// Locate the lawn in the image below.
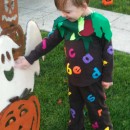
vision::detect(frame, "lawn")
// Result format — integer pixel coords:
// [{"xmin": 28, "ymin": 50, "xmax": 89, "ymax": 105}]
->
[
  {"xmin": 33, "ymin": 31, "xmax": 130, "ymax": 130},
  {"xmin": 89, "ymin": 0, "xmax": 130, "ymax": 15}
]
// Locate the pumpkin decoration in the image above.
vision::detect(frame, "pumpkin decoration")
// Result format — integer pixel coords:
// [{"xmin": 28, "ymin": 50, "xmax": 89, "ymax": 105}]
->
[
  {"xmin": 0, "ymin": 95, "xmax": 40, "ymax": 130},
  {"xmin": 1, "ymin": 24, "xmax": 25, "ymax": 60},
  {"xmin": 0, "ymin": 0, "xmax": 18, "ymax": 29},
  {"xmin": 102, "ymin": 0, "xmax": 113, "ymax": 6}
]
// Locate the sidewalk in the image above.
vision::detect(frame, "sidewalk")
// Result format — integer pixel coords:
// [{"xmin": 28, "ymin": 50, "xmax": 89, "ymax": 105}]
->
[{"xmin": 18, "ymin": 0, "xmax": 130, "ymax": 54}]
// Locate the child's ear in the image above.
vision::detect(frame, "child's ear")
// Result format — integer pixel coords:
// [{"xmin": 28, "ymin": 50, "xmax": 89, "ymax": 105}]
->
[{"xmin": 82, "ymin": 2, "xmax": 88, "ymax": 9}]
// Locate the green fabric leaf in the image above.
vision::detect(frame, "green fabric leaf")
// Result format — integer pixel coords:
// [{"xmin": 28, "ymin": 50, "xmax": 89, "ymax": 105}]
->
[
  {"xmin": 91, "ymin": 12, "xmax": 112, "ymax": 41},
  {"xmin": 52, "ymin": 12, "xmax": 112, "ymax": 53},
  {"xmin": 82, "ymin": 37, "xmax": 93, "ymax": 53},
  {"xmin": 70, "ymin": 33, "xmax": 76, "ymax": 40},
  {"xmin": 53, "ymin": 16, "xmax": 66, "ymax": 29},
  {"xmin": 78, "ymin": 17, "xmax": 85, "ymax": 32}
]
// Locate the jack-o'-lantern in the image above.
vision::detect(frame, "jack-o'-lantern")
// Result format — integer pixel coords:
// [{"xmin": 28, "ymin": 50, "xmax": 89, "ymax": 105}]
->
[
  {"xmin": 1, "ymin": 24, "xmax": 25, "ymax": 60},
  {"xmin": 0, "ymin": 0, "xmax": 18, "ymax": 29},
  {"xmin": 0, "ymin": 95, "xmax": 40, "ymax": 130}
]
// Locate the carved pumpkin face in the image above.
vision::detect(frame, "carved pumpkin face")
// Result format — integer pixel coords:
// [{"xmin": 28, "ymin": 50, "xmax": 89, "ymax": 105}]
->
[
  {"xmin": 0, "ymin": 95, "xmax": 40, "ymax": 130},
  {"xmin": 1, "ymin": 25, "xmax": 25, "ymax": 60},
  {"xmin": 0, "ymin": 0, "xmax": 18, "ymax": 29}
]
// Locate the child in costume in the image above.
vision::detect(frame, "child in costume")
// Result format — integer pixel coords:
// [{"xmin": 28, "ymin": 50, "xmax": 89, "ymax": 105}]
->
[{"xmin": 15, "ymin": 0, "xmax": 114, "ymax": 129}]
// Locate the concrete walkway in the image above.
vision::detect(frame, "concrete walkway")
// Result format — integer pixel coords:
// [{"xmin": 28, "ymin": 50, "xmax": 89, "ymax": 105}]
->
[{"xmin": 18, "ymin": 0, "xmax": 130, "ymax": 54}]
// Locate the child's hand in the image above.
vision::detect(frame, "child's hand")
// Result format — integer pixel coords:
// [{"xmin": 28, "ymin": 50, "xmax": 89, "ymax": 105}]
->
[
  {"xmin": 14, "ymin": 56, "xmax": 31, "ymax": 69},
  {"xmin": 101, "ymin": 81, "xmax": 113, "ymax": 89}
]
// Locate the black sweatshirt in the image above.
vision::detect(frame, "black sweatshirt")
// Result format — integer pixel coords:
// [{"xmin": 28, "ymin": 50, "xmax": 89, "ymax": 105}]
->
[{"xmin": 25, "ymin": 13, "xmax": 114, "ymax": 87}]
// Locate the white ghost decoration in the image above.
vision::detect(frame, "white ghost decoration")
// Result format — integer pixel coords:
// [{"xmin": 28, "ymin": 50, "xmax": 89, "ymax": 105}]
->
[
  {"xmin": 0, "ymin": 20, "xmax": 44, "ymax": 112},
  {"xmin": 0, "ymin": 26, "xmax": 2, "ymax": 33}
]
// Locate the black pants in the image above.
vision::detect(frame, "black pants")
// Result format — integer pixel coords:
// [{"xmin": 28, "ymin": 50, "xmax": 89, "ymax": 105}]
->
[{"xmin": 68, "ymin": 81, "xmax": 113, "ymax": 130}]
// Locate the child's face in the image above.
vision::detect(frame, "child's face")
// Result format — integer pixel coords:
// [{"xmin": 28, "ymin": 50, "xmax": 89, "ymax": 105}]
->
[{"xmin": 60, "ymin": 0, "xmax": 87, "ymax": 22}]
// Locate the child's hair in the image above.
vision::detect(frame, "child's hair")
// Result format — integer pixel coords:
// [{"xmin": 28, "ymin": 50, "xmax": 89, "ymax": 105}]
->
[{"xmin": 54, "ymin": 0, "xmax": 89, "ymax": 10}]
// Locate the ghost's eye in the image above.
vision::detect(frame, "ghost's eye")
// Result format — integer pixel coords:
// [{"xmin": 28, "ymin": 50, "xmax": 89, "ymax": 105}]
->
[
  {"xmin": 6, "ymin": 51, "xmax": 11, "ymax": 60},
  {"xmin": 1, "ymin": 54, "xmax": 5, "ymax": 64},
  {"xmin": 5, "ymin": 117, "xmax": 16, "ymax": 127}
]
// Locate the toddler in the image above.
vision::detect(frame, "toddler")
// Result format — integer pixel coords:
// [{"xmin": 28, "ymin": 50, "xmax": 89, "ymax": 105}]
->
[{"xmin": 15, "ymin": 0, "xmax": 114, "ymax": 129}]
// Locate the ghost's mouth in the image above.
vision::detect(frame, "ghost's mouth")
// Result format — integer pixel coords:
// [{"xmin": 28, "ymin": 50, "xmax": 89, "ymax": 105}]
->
[{"xmin": 4, "ymin": 67, "xmax": 14, "ymax": 81}]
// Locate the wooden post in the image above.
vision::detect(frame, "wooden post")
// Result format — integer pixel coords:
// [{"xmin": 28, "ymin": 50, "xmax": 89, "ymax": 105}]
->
[
  {"xmin": 0, "ymin": 0, "xmax": 18, "ymax": 29},
  {"xmin": 0, "ymin": 0, "xmax": 25, "ymax": 60}
]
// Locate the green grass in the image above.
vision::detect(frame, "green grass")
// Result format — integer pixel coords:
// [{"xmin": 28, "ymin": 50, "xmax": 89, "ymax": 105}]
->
[
  {"xmin": 33, "ymin": 32, "xmax": 130, "ymax": 130},
  {"xmin": 89, "ymin": 0, "xmax": 130, "ymax": 15}
]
